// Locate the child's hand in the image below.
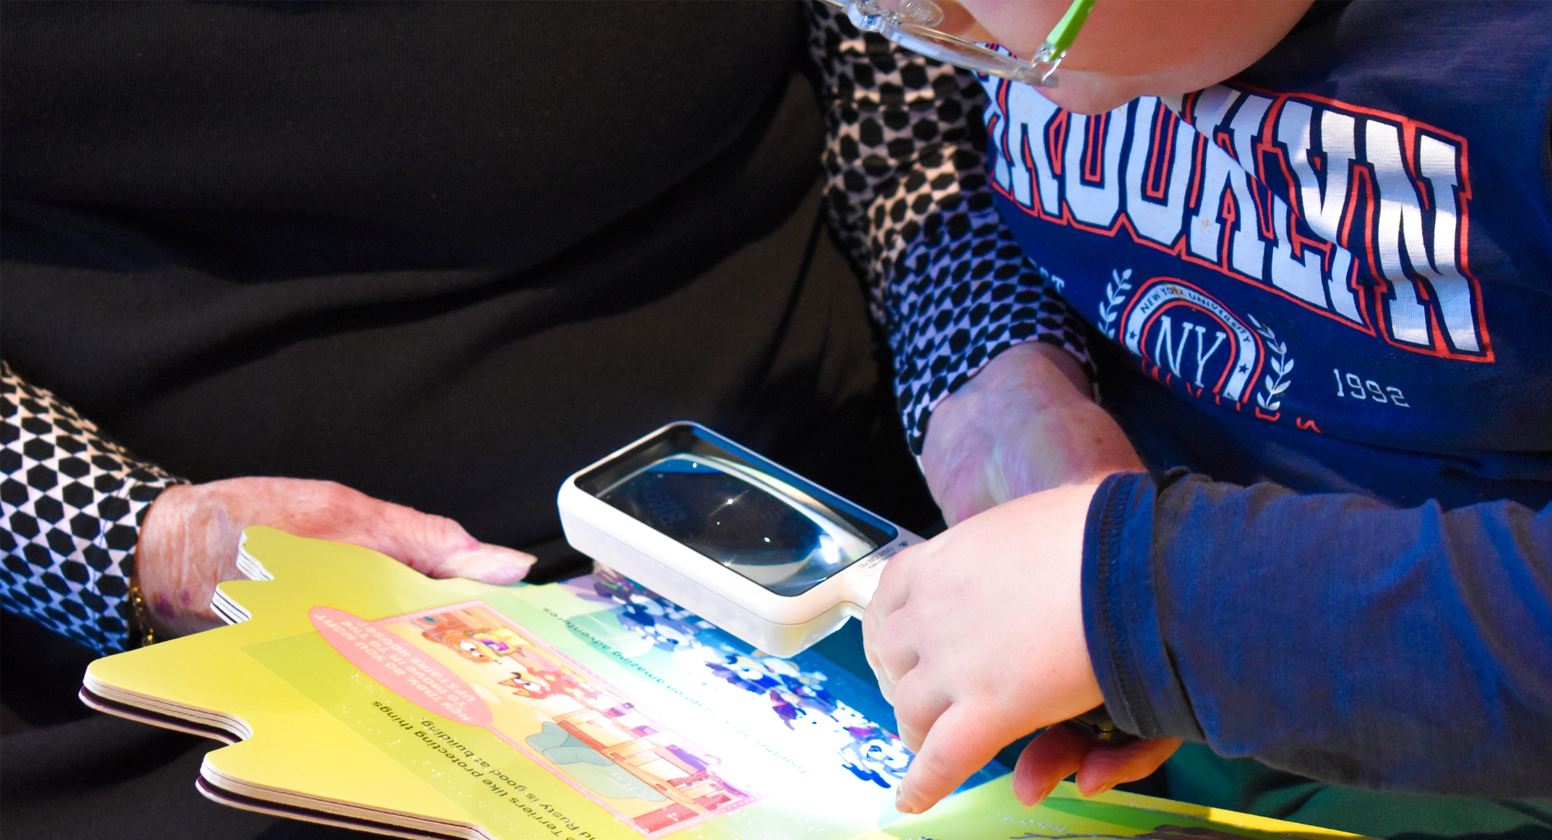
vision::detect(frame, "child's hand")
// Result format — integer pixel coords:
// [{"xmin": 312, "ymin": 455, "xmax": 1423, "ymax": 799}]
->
[
  {"xmin": 137, "ymin": 477, "xmax": 536, "ymax": 638},
  {"xmin": 1009, "ymin": 718, "xmax": 1183, "ymax": 804},
  {"xmin": 863, "ymin": 485, "xmax": 1103, "ymax": 813}
]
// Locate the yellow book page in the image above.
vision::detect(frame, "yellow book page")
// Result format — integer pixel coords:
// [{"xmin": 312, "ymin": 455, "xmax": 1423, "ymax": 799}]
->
[
  {"xmin": 87, "ymin": 527, "xmax": 909, "ymax": 840},
  {"xmin": 85, "ymin": 527, "xmax": 1366, "ymax": 840}
]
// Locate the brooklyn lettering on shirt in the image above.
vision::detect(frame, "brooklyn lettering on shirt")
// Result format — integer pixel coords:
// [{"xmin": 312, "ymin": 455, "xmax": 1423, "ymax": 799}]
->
[{"xmin": 980, "ymin": 81, "xmax": 1486, "ymax": 364}]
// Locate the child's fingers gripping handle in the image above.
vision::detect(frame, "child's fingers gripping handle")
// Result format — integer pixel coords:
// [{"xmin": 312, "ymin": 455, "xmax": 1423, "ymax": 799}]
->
[{"xmin": 846, "ymin": 529, "xmax": 923, "ymax": 611}]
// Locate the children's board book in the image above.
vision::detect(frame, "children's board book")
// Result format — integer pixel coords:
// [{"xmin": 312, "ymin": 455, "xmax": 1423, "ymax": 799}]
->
[{"xmin": 82, "ymin": 527, "xmax": 1361, "ymax": 840}]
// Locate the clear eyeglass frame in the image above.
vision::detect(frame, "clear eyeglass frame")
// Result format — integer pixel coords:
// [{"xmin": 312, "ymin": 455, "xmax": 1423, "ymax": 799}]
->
[{"xmin": 824, "ymin": 0, "xmax": 1094, "ymax": 89}]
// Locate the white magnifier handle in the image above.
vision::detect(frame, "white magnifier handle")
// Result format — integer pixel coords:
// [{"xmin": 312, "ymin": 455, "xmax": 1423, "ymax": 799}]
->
[
  {"xmin": 842, "ymin": 531, "xmax": 919, "ymax": 614},
  {"xmin": 848, "ymin": 562, "xmax": 883, "ymax": 611}
]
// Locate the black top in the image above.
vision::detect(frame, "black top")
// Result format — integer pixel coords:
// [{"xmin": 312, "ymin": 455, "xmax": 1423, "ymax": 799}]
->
[{"xmin": 2, "ymin": 1, "xmax": 926, "ymax": 577}]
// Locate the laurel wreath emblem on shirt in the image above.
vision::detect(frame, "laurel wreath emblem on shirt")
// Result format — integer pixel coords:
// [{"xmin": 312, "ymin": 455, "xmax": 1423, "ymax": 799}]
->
[
  {"xmin": 1098, "ymin": 268, "xmax": 1133, "ymax": 339},
  {"xmin": 1248, "ymin": 313, "xmax": 1294, "ymax": 412}
]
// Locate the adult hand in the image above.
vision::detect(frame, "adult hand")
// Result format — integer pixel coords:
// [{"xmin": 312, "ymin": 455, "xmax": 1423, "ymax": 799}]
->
[
  {"xmin": 137, "ymin": 477, "xmax": 536, "ymax": 638},
  {"xmin": 919, "ymin": 342, "xmax": 1143, "ymax": 526}
]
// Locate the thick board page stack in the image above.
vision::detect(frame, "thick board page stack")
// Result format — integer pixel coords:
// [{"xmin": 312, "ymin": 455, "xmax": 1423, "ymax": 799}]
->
[{"xmin": 81, "ymin": 527, "xmax": 1361, "ymax": 840}]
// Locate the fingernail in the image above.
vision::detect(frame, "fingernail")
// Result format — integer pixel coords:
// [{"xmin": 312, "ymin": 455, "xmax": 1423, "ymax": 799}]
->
[
  {"xmin": 1027, "ymin": 782, "xmax": 1057, "ymax": 807},
  {"xmin": 1014, "ymin": 778, "xmax": 1051, "ymax": 807},
  {"xmin": 894, "ymin": 790, "xmax": 915, "ymax": 815},
  {"xmin": 456, "ymin": 545, "xmax": 536, "ymax": 584},
  {"xmin": 1078, "ymin": 779, "xmax": 1115, "ymax": 798}
]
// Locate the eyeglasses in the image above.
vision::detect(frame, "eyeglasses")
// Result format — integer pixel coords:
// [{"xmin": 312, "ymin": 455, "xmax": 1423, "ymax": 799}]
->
[{"xmin": 824, "ymin": 0, "xmax": 1095, "ymax": 89}]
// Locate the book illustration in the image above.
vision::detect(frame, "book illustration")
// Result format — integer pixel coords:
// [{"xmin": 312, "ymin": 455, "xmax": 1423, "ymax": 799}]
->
[
  {"xmin": 313, "ymin": 600, "xmax": 753, "ymax": 835},
  {"xmin": 571, "ymin": 569, "xmax": 911, "ymax": 790},
  {"xmin": 80, "ymin": 527, "xmax": 1368, "ymax": 840}
]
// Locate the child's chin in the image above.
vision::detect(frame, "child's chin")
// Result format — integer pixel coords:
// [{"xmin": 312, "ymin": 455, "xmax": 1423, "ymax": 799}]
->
[{"xmin": 1038, "ymin": 72, "xmax": 1143, "ymax": 116}]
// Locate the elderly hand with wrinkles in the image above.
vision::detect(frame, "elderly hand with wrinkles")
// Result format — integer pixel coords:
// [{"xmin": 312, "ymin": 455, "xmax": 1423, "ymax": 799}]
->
[{"xmin": 137, "ymin": 477, "xmax": 536, "ymax": 639}]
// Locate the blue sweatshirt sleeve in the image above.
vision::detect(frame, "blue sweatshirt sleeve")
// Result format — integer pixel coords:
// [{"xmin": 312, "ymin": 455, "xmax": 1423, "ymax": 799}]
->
[{"xmin": 1082, "ymin": 470, "xmax": 1552, "ymax": 797}]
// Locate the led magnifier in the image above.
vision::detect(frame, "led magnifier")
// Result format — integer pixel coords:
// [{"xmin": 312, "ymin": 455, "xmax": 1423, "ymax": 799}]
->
[{"xmin": 558, "ymin": 421, "xmax": 921, "ymax": 657}]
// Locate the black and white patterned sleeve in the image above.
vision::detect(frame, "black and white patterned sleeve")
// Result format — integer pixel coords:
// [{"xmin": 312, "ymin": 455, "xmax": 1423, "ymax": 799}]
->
[
  {"xmin": 806, "ymin": 1, "xmax": 1090, "ymax": 455},
  {"xmin": 1, "ymin": 362, "xmax": 186, "ymax": 654}
]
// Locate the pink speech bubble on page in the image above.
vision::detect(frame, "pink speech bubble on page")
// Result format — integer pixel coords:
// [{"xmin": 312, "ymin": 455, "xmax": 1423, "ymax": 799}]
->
[{"xmin": 311, "ymin": 606, "xmax": 492, "ymax": 728}]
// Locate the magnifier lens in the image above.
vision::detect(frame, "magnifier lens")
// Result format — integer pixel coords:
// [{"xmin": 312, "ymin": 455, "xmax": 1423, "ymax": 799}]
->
[{"xmin": 600, "ymin": 456, "xmax": 875, "ymax": 596}]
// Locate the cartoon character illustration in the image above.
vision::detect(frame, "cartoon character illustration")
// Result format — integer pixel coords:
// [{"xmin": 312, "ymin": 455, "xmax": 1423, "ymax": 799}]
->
[
  {"xmin": 707, "ymin": 652, "xmax": 783, "ymax": 695},
  {"xmin": 587, "ymin": 570, "xmax": 714, "ymax": 653},
  {"xmin": 498, "ymin": 670, "xmax": 548, "ymax": 696},
  {"xmin": 499, "ymin": 661, "xmax": 616, "ymax": 707},
  {"xmin": 763, "ymin": 656, "xmax": 839, "ymax": 718},
  {"xmin": 418, "ymin": 612, "xmax": 526, "ymax": 664},
  {"xmin": 838, "ymin": 729, "xmax": 911, "ymax": 788}
]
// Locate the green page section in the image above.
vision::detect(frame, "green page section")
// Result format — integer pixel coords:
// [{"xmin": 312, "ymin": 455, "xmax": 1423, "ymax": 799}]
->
[{"xmin": 859, "ymin": 775, "xmax": 1358, "ymax": 840}]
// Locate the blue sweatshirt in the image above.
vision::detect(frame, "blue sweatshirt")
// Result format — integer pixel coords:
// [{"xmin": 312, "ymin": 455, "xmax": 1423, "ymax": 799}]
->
[{"xmin": 980, "ymin": 1, "xmax": 1552, "ymax": 795}]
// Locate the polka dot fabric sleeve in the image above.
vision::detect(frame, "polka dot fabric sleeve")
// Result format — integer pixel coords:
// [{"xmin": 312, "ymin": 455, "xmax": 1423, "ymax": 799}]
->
[
  {"xmin": 806, "ymin": 1, "xmax": 1090, "ymax": 454},
  {"xmin": 1, "ymin": 362, "xmax": 186, "ymax": 654}
]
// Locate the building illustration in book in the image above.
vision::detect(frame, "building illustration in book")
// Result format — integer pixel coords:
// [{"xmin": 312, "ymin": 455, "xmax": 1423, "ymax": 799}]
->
[{"xmin": 390, "ymin": 603, "xmax": 751, "ymax": 833}]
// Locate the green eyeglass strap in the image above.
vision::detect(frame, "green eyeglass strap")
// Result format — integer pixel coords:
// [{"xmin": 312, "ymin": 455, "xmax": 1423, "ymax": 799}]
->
[{"xmin": 1046, "ymin": 0, "xmax": 1095, "ymax": 56}]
